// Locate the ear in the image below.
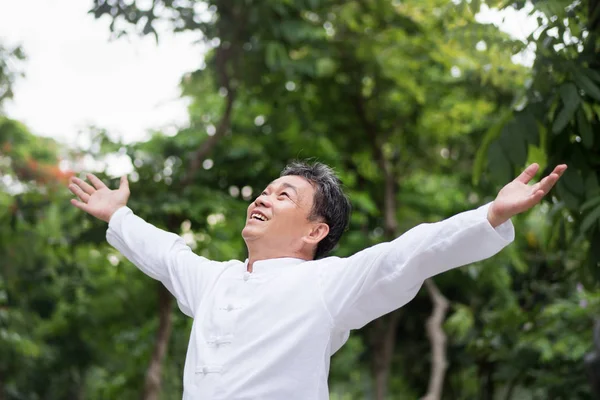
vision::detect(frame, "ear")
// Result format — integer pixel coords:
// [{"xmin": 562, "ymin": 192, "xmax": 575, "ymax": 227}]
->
[{"xmin": 303, "ymin": 222, "xmax": 329, "ymax": 246}]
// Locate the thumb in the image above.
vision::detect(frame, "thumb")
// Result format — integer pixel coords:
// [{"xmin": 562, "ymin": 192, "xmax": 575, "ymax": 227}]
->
[{"xmin": 119, "ymin": 175, "xmax": 129, "ymax": 191}]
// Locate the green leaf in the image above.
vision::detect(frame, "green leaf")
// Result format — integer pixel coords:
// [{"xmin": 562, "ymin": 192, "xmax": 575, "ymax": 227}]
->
[
  {"xmin": 526, "ymin": 145, "xmax": 547, "ymax": 173},
  {"xmin": 559, "ymin": 82, "xmax": 581, "ymax": 108},
  {"xmin": 265, "ymin": 41, "xmax": 288, "ymax": 70},
  {"xmin": 552, "ymin": 106, "xmax": 574, "ymax": 134},
  {"xmin": 581, "ymin": 204, "xmax": 600, "ymax": 234},
  {"xmin": 499, "ymin": 123, "xmax": 527, "ymax": 167},
  {"xmin": 574, "ymin": 74, "xmax": 600, "ymax": 102},
  {"xmin": 445, "ymin": 304, "xmax": 474, "ymax": 342},
  {"xmin": 585, "ymin": 174, "xmax": 600, "ymax": 199},
  {"xmin": 583, "ymin": 67, "xmax": 600, "ymax": 84},
  {"xmin": 562, "ymin": 167, "xmax": 585, "ymax": 196},
  {"xmin": 577, "ymin": 108, "xmax": 593, "ymax": 148},
  {"xmin": 556, "ymin": 179, "xmax": 581, "ymax": 209},
  {"xmin": 487, "ymin": 141, "xmax": 513, "ymax": 184},
  {"xmin": 473, "ymin": 110, "xmax": 512, "ymax": 185},
  {"xmin": 551, "ymin": 83, "xmax": 580, "ymax": 134},
  {"xmin": 515, "ymin": 111, "xmax": 539, "ymax": 146},
  {"xmin": 582, "ymin": 102, "xmax": 595, "ymax": 121},
  {"xmin": 581, "ymin": 196, "xmax": 600, "ymax": 213}
]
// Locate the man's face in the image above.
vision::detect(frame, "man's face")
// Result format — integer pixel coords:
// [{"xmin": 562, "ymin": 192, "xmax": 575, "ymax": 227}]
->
[{"xmin": 241, "ymin": 175, "xmax": 318, "ymax": 250}]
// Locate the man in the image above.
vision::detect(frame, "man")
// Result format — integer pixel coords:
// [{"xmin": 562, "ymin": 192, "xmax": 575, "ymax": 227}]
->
[{"xmin": 68, "ymin": 161, "xmax": 566, "ymax": 399}]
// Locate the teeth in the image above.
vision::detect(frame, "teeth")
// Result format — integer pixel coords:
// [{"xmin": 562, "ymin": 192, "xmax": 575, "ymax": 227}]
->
[{"xmin": 251, "ymin": 213, "xmax": 267, "ymax": 221}]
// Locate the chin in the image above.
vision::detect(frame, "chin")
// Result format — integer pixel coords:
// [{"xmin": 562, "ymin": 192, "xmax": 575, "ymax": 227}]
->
[{"xmin": 241, "ymin": 225, "xmax": 259, "ymax": 241}]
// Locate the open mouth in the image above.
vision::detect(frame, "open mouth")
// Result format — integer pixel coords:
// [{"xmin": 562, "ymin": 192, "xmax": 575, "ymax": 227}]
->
[{"xmin": 250, "ymin": 211, "xmax": 268, "ymax": 222}]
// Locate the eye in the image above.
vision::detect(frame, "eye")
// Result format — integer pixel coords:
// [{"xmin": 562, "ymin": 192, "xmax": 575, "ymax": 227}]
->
[
  {"xmin": 261, "ymin": 191, "xmax": 268, "ymax": 196},
  {"xmin": 280, "ymin": 191, "xmax": 290, "ymax": 198}
]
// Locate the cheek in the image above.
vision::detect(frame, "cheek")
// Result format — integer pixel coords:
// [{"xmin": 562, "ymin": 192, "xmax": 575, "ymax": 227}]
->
[{"xmin": 276, "ymin": 208, "xmax": 310, "ymax": 230}]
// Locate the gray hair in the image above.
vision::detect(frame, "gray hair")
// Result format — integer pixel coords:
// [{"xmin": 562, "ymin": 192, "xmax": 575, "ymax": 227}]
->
[{"xmin": 280, "ymin": 161, "xmax": 351, "ymax": 259}]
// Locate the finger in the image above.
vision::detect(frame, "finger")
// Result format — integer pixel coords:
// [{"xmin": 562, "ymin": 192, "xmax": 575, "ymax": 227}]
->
[
  {"xmin": 530, "ymin": 189, "xmax": 546, "ymax": 204},
  {"xmin": 539, "ymin": 173, "xmax": 560, "ymax": 194},
  {"xmin": 552, "ymin": 164, "xmax": 568, "ymax": 177},
  {"xmin": 515, "ymin": 163, "xmax": 540, "ymax": 184},
  {"xmin": 530, "ymin": 181, "xmax": 542, "ymax": 193},
  {"xmin": 86, "ymin": 173, "xmax": 107, "ymax": 190},
  {"xmin": 70, "ymin": 198, "xmax": 92, "ymax": 214},
  {"xmin": 70, "ymin": 176, "xmax": 95, "ymax": 195},
  {"xmin": 68, "ymin": 183, "xmax": 90, "ymax": 203},
  {"xmin": 119, "ymin": 175, "xmax": 129, "ymax": 191},
  {"xmin": 521, "ymin": 189, "xmax": 546, "ymax": 211}
]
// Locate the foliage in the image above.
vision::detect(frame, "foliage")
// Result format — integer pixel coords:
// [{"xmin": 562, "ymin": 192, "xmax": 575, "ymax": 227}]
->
[
  {"xmin": 0, "ymin": 43, "xmax": 25, "ymax": 110},
  {"xmin": 475, "ymin": 0, "xmax": 600, "ymax": 283}
]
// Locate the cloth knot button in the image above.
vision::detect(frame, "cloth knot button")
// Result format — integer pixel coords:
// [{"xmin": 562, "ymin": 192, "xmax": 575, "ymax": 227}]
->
[
  {"xmin": 208, "ymin": 334, "xmax": 233, "ymax": 347},
  {"xmin": 226, "ymin": 304, "xmax": 234, "ymax": 311},
  {"xmin": 196, "ymin": 365, "xmax": 223, "ymax": 375}
]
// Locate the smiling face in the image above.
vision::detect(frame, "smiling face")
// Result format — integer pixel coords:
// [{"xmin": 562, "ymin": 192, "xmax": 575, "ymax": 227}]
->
[{"xmin": 242, "ymin": 175, "xmax": 328, "ymax": 258}]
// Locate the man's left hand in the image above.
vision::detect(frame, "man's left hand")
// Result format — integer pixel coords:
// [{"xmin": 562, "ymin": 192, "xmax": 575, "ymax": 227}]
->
[{"xmin": 487, "ymin": 163, "xmax": 568, "ymax": 228}]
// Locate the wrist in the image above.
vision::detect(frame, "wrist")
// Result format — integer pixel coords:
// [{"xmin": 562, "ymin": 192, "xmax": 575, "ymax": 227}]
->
[
  {"xmin": 487, "ymin": 205, "xmax": 507, "ymax": 228},
  {"xmin": 106, "ymin": 205, "xmax": 127, "ymax": 224}
]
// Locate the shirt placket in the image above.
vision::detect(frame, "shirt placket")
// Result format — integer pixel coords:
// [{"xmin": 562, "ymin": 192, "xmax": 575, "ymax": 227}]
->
[{"xmin": 200, "ymin": 271, "xmax": 254, "ymax": 379}]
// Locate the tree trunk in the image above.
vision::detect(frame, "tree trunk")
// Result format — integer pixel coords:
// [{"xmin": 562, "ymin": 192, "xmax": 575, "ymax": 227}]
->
[
  {"xmin": 0, "ymin": 370, "xmax": 4, "ymax": 400},
  {"xmin": 353, "ymin": 77, "xmax": 452, "ymax": 399},
  {"xmin": 141, "ymin": 284, "xmax": 174, "ymax": 400},
  {"xmin": 370, "ymin": 311, "xmax": 402, "ymax": 400},
  {"xmin": 353, "ymin": 92, "xmax": 405, "ymax": 399},
  {"xmin": 421, "ymin": 279, "xmax": 449, "ymax": 400}
]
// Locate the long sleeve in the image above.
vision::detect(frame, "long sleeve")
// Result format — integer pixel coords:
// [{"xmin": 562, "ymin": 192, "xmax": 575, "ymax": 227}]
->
[
  {"xmin": 318, "ymin": 203, "xmax": 515, "ymax": 331},
  {"xmin": 106, "ymin": 206, "xmax": 217, "ymax": 317}
]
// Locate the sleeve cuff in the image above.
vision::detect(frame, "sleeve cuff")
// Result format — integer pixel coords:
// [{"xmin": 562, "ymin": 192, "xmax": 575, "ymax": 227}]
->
[
  {"xmin": 478, "ymin": 202, "xmax": 515, "ymax": 243},
  {"xmin": 108, "ymin": 206, "xmax": 131, "ymax": 229}
]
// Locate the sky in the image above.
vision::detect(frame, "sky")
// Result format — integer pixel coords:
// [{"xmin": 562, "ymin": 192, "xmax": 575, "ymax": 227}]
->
[
  {"xmin": 0, "ymin": 1, "xmax": 538, "ymax": 149},
  {"xmin": 0, "ymin": 0, "xmax": 203, "ymax": 147}
]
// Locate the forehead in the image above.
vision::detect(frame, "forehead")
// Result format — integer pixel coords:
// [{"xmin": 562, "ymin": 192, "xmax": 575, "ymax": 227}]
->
[
  {"xmin": 267, "ymin": 176, "xmax": 315, "ymax": 207},
  {"xmin": 268, "ymin": 175, "xmax": 314, "ymax": 192}
]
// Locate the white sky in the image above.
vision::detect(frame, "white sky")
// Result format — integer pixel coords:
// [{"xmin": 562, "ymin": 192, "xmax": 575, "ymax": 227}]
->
[
  {"xmin": 0, "ymin": 1, "xmax": 538, "ymax": 149},
  {"xmin": 0, "ymin": 0, "xmax": 203, "ymax": 146}
]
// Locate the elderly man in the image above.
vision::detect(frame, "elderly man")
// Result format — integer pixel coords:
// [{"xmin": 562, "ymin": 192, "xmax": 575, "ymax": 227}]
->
[{"xmin": 68, "ymin": 161, "xmax": 566, "ymax": 400}]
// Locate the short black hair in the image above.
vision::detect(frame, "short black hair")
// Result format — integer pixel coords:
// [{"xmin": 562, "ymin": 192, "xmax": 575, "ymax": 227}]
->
[{"xmin": 280, "ymin": 160, "xmax": 351, "ymax": 259}]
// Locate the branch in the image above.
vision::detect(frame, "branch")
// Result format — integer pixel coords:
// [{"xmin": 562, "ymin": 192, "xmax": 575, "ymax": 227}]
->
[
  {"xmin": 181, "ymin": 45, "xmax": 237, "ymax": 186},
  {"xmin": 370, "ymin": 311, "xmax": 402, "ymax": 400},
  {"xmin": 421, "ymin": 278, "xmax": 450, "ymax": 400},
  {"xmin": 181, "ymin": 87, "xmax": 236, "ymax": 186},
  {"xmin": 142, "ymin": 284, "xmax": 173, "ymax": 400},
  {"xmin": 353, "ymin": 91, "xmax": 403, "ymax": 400},
  {"xmin": 353, "ymin": 94, "xmax": 398, "ymax": 237}
]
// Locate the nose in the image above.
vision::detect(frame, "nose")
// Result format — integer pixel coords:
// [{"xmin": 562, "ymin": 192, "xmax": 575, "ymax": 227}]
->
[{"xmin": 255, "ymin": 193, "xmax": 272, "ymax": 208}]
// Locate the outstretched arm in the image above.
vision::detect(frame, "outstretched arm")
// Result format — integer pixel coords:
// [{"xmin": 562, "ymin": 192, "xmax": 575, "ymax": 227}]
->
[
  {"xmin": 68, "ymin": 174, "xmax": 215, "ymax": 317},
  {"xmin": 319, "ymin": 164, "xmax": 566, "ymax": 331}
]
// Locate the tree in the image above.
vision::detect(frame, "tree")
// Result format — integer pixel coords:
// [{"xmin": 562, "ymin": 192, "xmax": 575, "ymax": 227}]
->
[
  {"xmin": 476, "ymin": 0, "xmax": 600, "ymax": 284},
  {"xmin": 0, "ymin": 43, "xmax": 25, "ymax": 111},
  {"xmin": 89, "ymin": 0, "xmax": 531, "ymax": 398},
  {"xmin": 4, "ymin": 0, "xmax": 597, "ymax": 398}
]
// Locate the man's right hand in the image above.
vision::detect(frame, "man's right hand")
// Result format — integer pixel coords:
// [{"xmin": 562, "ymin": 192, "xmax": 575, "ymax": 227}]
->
[{"xmin": 69, "ymin": 174, "xmax": 130, "ymax": 223}]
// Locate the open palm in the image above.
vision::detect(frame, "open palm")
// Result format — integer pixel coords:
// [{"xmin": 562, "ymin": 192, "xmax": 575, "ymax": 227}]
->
[
  {"xmin": 68, "ymin": 174, "xmax": 130, "ymax": 223},
  {"xmin": 488, "ymin": 163, "xmax": 567, "ymax": 227}
]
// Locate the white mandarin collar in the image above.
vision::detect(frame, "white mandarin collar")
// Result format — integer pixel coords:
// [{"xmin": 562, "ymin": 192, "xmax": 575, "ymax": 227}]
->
[{"xmin": 244, "ymin": 257, "xmax": 307, "ymax": 272}]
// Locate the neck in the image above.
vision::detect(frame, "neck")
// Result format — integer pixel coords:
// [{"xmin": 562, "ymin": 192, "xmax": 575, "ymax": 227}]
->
[{"xmin": 245, "ymin": 245, "xmax": 310, "ymax": 272}]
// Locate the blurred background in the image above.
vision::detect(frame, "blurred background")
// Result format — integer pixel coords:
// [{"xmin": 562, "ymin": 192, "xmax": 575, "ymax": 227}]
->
[{"xmin": 1, "ymin": 0, "xmax": 599, "ymax": 399}]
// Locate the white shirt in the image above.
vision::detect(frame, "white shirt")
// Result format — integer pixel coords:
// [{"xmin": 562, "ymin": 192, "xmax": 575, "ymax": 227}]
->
[{"xmin": 106, "ymin": 203, "xmax": 514, "ymax": 399}]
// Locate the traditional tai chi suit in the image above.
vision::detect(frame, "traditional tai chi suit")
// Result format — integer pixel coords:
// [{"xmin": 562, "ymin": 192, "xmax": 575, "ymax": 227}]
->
[{"xmin": 106, "ymin": 203, "xmax": 514, "ymax": 399}]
